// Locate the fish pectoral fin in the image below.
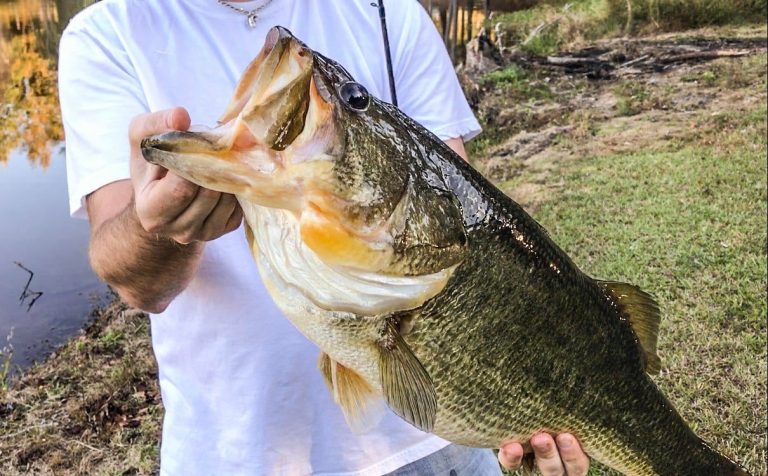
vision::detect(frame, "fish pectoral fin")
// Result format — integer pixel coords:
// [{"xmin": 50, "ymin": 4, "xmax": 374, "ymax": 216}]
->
[
  {"xmin": 597, "ymin": 280, "xmax": 662, "ymax": 374},
  {"xmin": 318, "ymin": 352, "xmax": 384, "ymax": 433},
  {"xmin": 377, "ymin": 321, "xmax": 437, "ymax": 432}
]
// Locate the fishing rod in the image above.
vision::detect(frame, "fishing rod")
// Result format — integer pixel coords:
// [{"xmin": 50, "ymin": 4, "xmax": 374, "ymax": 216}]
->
[{"xmin": 374, "ymin": 0, "xmax": 398, "ymax": 106}]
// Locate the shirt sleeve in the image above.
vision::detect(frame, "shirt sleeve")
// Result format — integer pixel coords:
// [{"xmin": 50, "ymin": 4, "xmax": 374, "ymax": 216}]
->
[
  {"xmin": 389, "ymin": 1, "xmax": 481, "ymax": 142},
  {"xmin": 59, "ymin": 8, "xmax": 148, "ymax": 218}
]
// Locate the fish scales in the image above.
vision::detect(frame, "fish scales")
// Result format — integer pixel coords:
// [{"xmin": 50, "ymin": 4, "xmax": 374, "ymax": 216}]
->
[
  {"xmin": 140, "ymin": 26, "xmax": 751, "ymax": 476},
  {"xmin": 396, "ymin": 108, "xmax": 734, "ymax": 475}
]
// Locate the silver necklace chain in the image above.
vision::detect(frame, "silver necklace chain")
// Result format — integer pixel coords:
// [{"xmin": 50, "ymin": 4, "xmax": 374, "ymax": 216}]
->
[{"xmin": 216, "ymin": 0, "xmax": 274, "ymax": 28}]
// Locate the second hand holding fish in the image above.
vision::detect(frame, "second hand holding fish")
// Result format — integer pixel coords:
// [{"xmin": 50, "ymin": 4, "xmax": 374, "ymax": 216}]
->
[{"xmin": 86, "ymin": 107, "xmax": 242, "ymax": 313}]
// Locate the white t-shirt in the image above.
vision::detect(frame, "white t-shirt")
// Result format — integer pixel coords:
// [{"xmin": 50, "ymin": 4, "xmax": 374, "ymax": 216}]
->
[{"xmin": 60, "ymin": 1, "xmax": 481, "ymax": 475}]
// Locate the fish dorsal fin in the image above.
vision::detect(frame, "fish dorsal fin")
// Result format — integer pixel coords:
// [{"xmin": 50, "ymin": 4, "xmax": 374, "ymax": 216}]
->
[
  {"xmin": 598, "ymin": 281, "xmax": 662, "ymax": 374},
  {"xmin": 318, "ymin": 352, "xmax": 383, "ymax": 433},
  {"xmin": 377, "ymin": 321, "xmax": 437, "ymax": 432}
]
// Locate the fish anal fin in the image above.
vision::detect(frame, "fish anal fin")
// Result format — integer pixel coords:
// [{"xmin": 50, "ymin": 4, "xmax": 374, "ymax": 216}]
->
[
  {"xmin": 377, "ymin": 321, "xmax": 437, "ymax": 432},
  {"xmin": 598, "ymin": 280, "xmax": 662, "ymax": 374},
  {"xmin": 317, "ymin": 352, "xmax": 383, "ymax": 433}
]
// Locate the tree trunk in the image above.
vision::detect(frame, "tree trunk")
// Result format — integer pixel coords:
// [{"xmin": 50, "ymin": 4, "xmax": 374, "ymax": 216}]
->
[
  {"xmin": 446, "ymin": 0, "xmax": 453, "ymax": 54},
  {"xmin": 439, "ymin": 7, "xmax": 449, "ymax": 44},
  {"xmin": 465, "ymin": 0, "xmax": 473, "ymax": 42}
]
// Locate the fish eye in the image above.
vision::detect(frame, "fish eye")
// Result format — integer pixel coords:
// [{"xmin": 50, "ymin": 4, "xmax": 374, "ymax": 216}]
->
[{"xmin": 338, "ymin": 82, "xmax": 370, "ymax": 112}]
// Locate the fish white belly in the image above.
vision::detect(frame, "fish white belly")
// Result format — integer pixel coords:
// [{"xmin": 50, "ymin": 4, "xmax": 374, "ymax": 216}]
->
[{"xmin": 240, "ymin": 201, "xmax": 456, "ymax": 389}]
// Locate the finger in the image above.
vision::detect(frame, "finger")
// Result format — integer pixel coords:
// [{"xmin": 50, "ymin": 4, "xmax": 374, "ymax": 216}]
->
[
  {"xmin": 497, "ymin": 442, "xmax": 523, "ymax": 470},
  {"xmin": 129, "ymin": 108, "xmax": 191, "ymax": 187},
  {"xmin": 556, "ymin": 434, "xmax": 589, "ymax": 476},
  {"xmin": 199, "ymin": 194, "xmax": 241, "ymax": 241},
  {"xmin": 224, "ymin": 204, "xmax": 244, "ymax": 234},
  {"xmin": 531, "ymin": 433, "xmax": 565, "ymax": 476},
  {"xmin": 130, "ymin": 150, "xmax": 166, "ymax": 188},
  {"xmin": 136, "ymin": 173, "xmax": 201, "ymax": 231},
  {"xmin": 165, "ymin": 187, "xmax": 222, "ymax": 243},
  {"xmin": 129, "ymin": 107, "xmax": 191, "ymax": 144}
]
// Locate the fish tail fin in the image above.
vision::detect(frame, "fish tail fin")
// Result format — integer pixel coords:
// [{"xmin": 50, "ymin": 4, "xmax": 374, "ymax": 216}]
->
[
  {"xmin": 693, "ymin": 438, "xmax": 752, "ymax": 476},
  {"xmin": 708, "ymin": 455, "xmax": 751, "ymax": 476}
]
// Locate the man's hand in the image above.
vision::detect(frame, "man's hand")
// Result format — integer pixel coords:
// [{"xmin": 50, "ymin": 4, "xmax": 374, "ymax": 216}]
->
[
  {"xmin": 498, "ymin": 433, "xmax": 589, "ymax": 476},
  {"xmin": 129, "ymin": 107, "xmax": 242, "ymax": 244},
  {"xmin": 87, "ymin": 107, "xmax": 243, "ymax": 312}
]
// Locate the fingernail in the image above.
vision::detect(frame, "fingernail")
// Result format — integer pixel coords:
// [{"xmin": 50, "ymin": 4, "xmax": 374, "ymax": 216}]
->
[
  {"xmin": 558, "ymin": 435, "xmax": 573, "ymax": 449},
  {"xmin": 499, "ymin": 447, "xmax": 518, "ymax": 463},
  {"xmin": 532, "ymin": 435, "xmax": 551, "ymax": 451}
]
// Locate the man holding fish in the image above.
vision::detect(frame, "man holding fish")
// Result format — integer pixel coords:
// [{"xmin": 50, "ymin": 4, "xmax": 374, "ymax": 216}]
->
[{"xmin": 60, "ymin": 1, "xmax": 589, "ymax": 474}]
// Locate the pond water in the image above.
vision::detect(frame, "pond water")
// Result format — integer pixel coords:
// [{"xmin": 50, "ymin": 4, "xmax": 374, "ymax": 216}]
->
[{"xmin": 0, "ymin": 0, "xmax": 106, "ymax": 377}]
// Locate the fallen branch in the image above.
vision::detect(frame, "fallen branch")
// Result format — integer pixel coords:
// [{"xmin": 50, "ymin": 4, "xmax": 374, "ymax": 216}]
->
[
  {"xmin": 69, "ymin": 439, "xmax": 104, "ymax": 453},
  {"xmin": 14, "ymin": 261, "xmax": 43, "ymax": 311},
  {"xmin": 659, "ymin": 49, "xmax": 751, "ymax": 64},
  {"xmin": 618, "ymin": 54, "xmax": 650, "ymax": 68}
]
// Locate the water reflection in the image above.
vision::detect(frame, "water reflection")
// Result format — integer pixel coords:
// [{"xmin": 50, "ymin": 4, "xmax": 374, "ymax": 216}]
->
[
  {"xmin": 0, "ymin": 0, "xmax": 95, "ymax": 167},
  {"xmin": 0, "ymin": 0, "xmax": 104, "ymax": 379},
  {"xmin": 0, "ymin": 146, "xmax": 108, "ymax": 375}
]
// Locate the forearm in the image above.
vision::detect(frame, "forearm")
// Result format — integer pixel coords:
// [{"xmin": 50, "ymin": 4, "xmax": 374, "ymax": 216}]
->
[
  {"xmin": 444, "ymin": 137, "xmax": 469, "ymax": 161},
  {"xmin": 90, "ymin": 199, "xmax": 203, "ymax": 313}
]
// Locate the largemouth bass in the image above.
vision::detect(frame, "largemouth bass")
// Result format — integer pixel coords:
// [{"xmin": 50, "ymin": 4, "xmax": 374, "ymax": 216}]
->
[{"xmin": 141, "ymin": 26, "xmax": 750, "ymax": 476}]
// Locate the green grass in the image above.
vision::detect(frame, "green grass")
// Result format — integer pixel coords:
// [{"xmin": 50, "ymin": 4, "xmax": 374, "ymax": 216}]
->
[
  {"xmin": 501, "ymin": 105, "xmax": 767, "ymax": 475},
  {"xmin": 612, "ymin": 80, "xmax": 669, "ymax": 116},
  {"xmin": 0, "ymin": 329, "xmax": 14, "ymax": 391},
  {"xmin": 606, "ymin": 0, "xmax": 768, "ymax": 32},
  {"xmin": 479, "ymin": 65, "xmax": 554, "ymax": 99},
  {"xmin": 491, "ymin": 0, "xmax": 767, "ymax": 52},
  {"xmin": 492, "ymin": 0, "xmax": 610, "ymax": 54}
]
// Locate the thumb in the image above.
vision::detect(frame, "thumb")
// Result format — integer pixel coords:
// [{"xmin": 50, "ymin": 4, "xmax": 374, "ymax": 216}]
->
[
  {"xmin": 130, "ymin": 107, "xmax": 191, "ymax": 192},
  {"xmin": 129, "ymin": 107, "xmax": 191, "ymax": 145}
]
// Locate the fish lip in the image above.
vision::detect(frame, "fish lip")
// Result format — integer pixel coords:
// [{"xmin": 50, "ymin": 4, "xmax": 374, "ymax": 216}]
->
[
  {"xmin": 265, "ymin": 25, "xmax": 295, "ymax": 51},
  {"xmin": 267, "ymin": 26, "xmax": 313, "ymax": 60},
  {"xmin": 237, "ymin": 26, "xmax": 315, "ymax": 151},
  {"xmin": 140, "ymin": 131, "xmax": 224, "ymax": 164}
]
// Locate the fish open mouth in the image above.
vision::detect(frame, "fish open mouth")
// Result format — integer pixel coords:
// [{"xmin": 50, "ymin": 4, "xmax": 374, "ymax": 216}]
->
[
  {"xmin": 140, "ymin": 26, "xmax": 332, "ymax": 205},
  {"xmin": 216, "ymin": 25, "xmax": 315, "ymax": 151}
]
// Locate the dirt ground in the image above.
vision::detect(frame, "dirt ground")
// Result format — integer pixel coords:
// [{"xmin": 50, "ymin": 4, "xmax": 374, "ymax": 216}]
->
[{"xmin": 468, "ymin": 25, "xmax": 767, "ymax": 212}]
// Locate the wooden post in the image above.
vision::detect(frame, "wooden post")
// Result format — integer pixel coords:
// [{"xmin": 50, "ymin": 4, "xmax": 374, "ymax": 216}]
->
[
  {"xmin": 444, "ymin": 3, "xmax": 453, "ymax": 50},
  {"xmin": 451, "ymin": 0, "xmax": 459, "ymax": 60}
]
